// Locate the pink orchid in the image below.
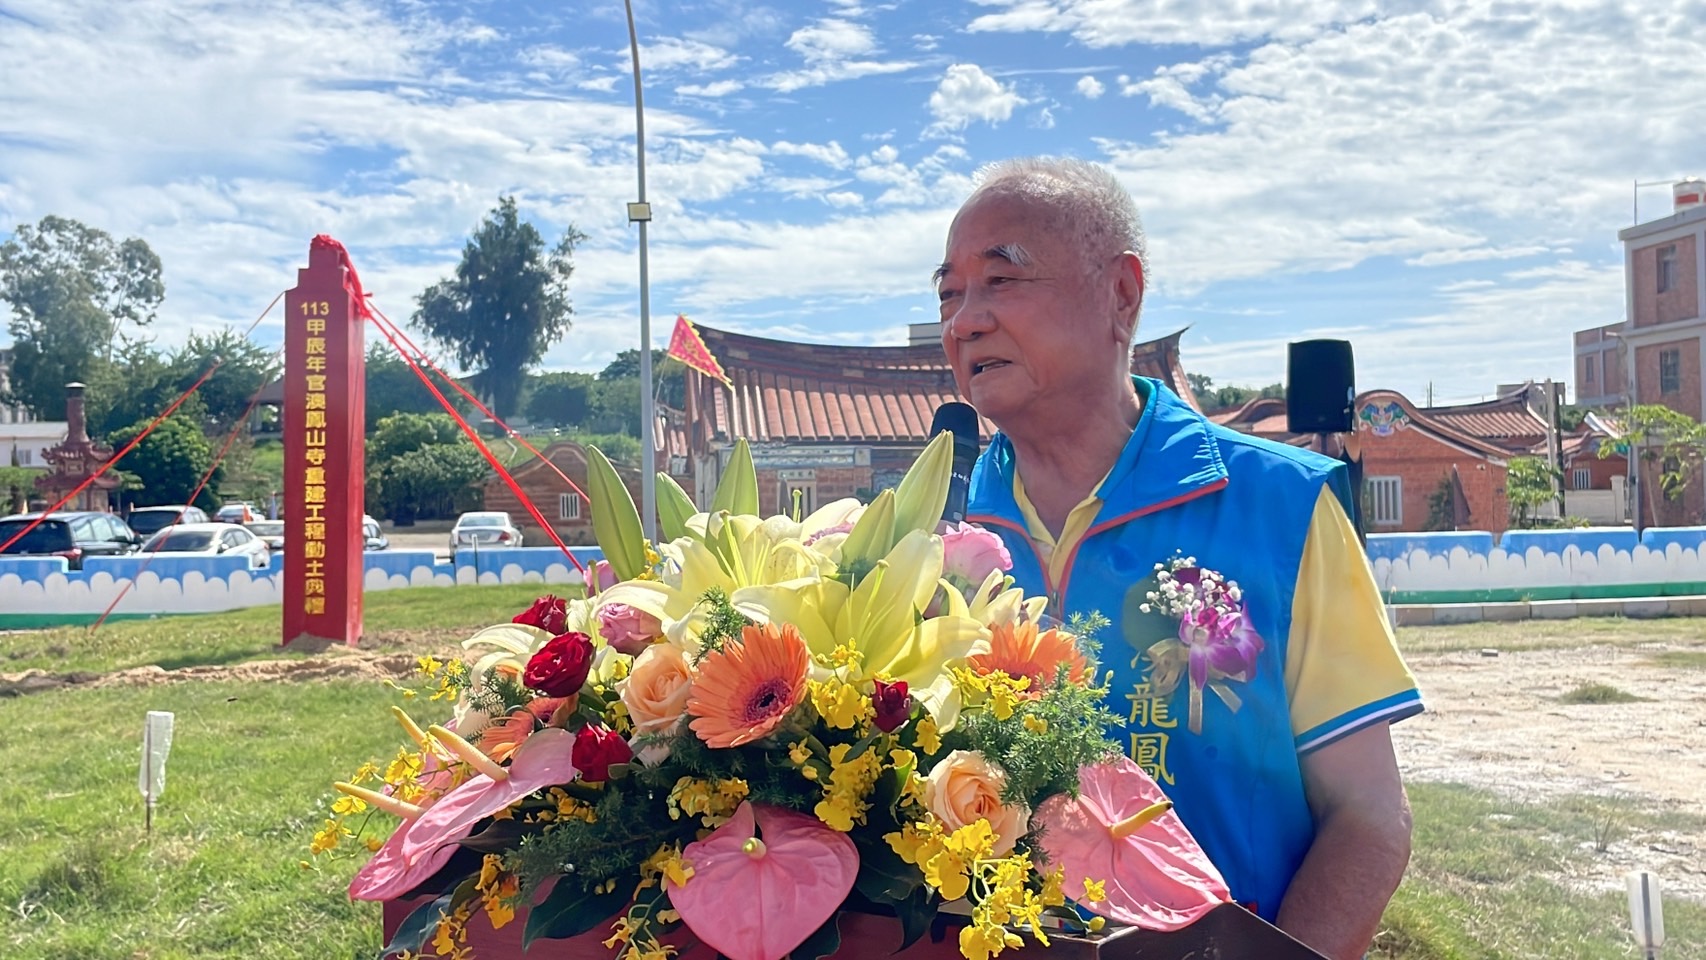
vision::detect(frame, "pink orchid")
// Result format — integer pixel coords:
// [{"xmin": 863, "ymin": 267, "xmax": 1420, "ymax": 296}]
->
[
  {"xmin": 670, "ymin": 802, "xmax": 858, "ymax": 960},
  {"xmin": 349, "ymin": 728, "xmax": 578, "ymax": 902},
  {"xmin": 1033, "ymin": 757, "xmax": 1229, "ymax": 931},
  {"xmin": 1176, "ymin": 603, "xmax": 1264, "ymax": 691}
]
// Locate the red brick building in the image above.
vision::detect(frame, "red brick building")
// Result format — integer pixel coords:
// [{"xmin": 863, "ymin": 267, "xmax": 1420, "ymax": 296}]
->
[
  {"xmin": 481, "ymin": 442, "xmax": 647, "ymax": 546},
  {"xmin": 1210, "ymin": 390, "xmax": 1514, "ymax": 533},
  {"xmin": 1613, "ymin": 181, "xmax": 1706, "ymax": 526},
  {"xmin": 1574, "ymin": 322, "xmax": 1627, "ymax": 409}
]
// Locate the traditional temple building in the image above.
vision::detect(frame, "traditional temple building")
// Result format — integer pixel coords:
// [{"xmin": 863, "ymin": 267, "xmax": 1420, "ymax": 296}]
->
[
  {"xmin": 37, "ymin": 382, "xmax": 120, "ymax": 511},
  {"xmin": 671, "ymin": 322, "xmax": 1196, "ymax": 514}
]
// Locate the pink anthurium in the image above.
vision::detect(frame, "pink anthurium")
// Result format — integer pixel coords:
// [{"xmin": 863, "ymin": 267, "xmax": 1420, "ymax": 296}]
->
[
  {"xmin": 349, "ymin": 727, "xmax": 579, "ymax": 902},
  {"xmin": 1032, "ymin": 757, "xmax": 1230, "ymax": 931},
  {"xmin": 669, "ymin": 802, "xmax": 859, "ymax": 960}
]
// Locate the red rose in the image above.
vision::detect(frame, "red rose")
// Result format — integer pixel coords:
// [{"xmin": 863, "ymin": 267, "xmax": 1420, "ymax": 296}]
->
[
  {"xmin": 573, "ymin": 723, "xmax": 633, "ymax": 782},
  {"xmin": 513, "ymin": 595, "xmax": 569, "ymax": 635},
  {"xmin": 871, "ymin": 679, "xmax": 912, "ymax": 733},
  {"xmin": 523, "ymin": 632, "xmax": 595, "ymax": 697}
]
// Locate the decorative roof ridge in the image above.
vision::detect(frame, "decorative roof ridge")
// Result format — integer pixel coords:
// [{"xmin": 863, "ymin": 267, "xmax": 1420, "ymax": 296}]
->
[{"xmin": 1358, "ymin": 389, "xmax": 1514, "ymax": 460}]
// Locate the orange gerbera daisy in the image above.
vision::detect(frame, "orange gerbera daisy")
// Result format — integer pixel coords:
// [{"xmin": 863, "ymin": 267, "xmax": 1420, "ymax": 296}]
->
[
  {"xmin": 687, "ymin": 623, "xmax": 811, "ymax": 748},
  {"xmin": 966, "ymin": 620, "xmax": 1091, "ymax": 696}
]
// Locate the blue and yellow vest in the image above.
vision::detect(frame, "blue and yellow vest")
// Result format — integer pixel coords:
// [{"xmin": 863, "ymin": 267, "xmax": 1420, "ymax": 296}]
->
[{"xmin": 967, "ymin": 378, "xmax": 1356, "ymax": 920}]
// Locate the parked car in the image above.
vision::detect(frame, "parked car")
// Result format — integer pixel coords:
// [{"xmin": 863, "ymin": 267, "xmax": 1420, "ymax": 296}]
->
[
  {"xmin": 362, "ymin": 516, "xmax": 389, "ymax": 551},
  {"xmin": 449, "ymin": 511, "xmax": 521, "ymax": 556},
  {"xmin": 0, "ymin": 511, "xmax": 143, "ymax": 570},
  {"xmin": 214, "ymin": 502, "xmax": 259, "ymax": 524},
  {"xmin": 127, "ymin": 505, "xmax": 210, "ymax": 538},
  {"xmin": 245, "ymin": 519, "xmax": 285, "ymax": 552},
  {"xmin": 140, "ymin": 523, "xmax": 270, "ymax": 568}
]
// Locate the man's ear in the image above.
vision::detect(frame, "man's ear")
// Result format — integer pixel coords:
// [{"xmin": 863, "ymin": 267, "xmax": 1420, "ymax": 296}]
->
[{"xmin": 1112, "ymin": 251, "xmax": 1145, "ymax": 342}]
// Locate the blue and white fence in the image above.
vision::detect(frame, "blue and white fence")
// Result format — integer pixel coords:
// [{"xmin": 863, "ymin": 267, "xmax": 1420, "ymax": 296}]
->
[
  {"xmin": 1367, "ymin": 528, "xmax": 1706, "ymax": 604},
  {"xmin": 0, "ymin": 548, "xmax": 604, "ymax": 629}
]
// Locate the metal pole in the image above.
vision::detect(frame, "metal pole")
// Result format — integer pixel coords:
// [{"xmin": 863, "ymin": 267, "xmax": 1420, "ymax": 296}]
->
[{"xmin": 624, "ymin": 0, "xmax": 658, "ymax": 544}]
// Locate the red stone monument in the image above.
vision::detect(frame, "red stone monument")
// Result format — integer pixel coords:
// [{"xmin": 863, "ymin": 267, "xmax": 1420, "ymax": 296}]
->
[
  {"xmin": 37, "ymin": 382, "xmax": 120, "ymax": 511},
  {"xmin": 282, "ymin": 238, "xmax": 367, "ymax": 646}
]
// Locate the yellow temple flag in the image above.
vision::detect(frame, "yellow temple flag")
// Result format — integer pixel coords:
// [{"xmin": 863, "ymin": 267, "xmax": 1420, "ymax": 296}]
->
[{"xmin": 666, "ymin": 314, "xmax": 731, "ymax": 387}]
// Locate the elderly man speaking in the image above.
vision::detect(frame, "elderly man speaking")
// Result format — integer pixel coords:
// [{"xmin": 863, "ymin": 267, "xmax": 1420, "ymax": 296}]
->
[{"xmin": 936, "ymin": 157, "xmax": 1422, "ymax": 960}]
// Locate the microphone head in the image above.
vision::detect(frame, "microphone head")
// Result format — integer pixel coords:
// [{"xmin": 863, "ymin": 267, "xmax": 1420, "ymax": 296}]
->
[{"xmin": 931, "ymin": 401, "xmax": 980, "ymax": 449}]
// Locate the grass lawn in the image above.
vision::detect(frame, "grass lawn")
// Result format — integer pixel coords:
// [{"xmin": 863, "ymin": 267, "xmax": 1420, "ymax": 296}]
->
[
  {"xmin": 3, "ymin": 596, "xmax": 1703, "ymax": 958},
  {"xmin": 1, "ymin": 583, "xmax": 577, "ymax": 676}
]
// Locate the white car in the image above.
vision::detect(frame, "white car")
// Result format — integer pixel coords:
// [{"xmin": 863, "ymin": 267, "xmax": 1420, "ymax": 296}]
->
[
  {"xmin": 142, "ymin": 523, "xmax": 271, "ymax": 568},
  {"xmin": 450, "ymin": 511, "xmax": 522, "ymax": 556}
]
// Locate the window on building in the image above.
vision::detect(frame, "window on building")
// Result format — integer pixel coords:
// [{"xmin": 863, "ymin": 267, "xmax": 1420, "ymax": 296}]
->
[
  {"xmin": 1368, "ymin": 476, "xmax": 1402, "ymax": 525},
  {"xmin": 17, "ymin": 448, "xmax": 30, "ymax": 465},
  {"xmin": 559, "ymin": 492, "xmax": 582, "ymax": 521},
  {"xmin": 1584, "ymin": 356, "xmax": 1596, "ymax": 385},
  {"xmin": 1658, "ymin": 244, "xmax": 1677, "ymax": 294},
  {"xmin": 1661, "ymin": 348, "xmax": 1682, "ymax": 394},
  {"xmin": 1572, "ymin": 467, "xmax": 1592, "ymax": 490},
  {"xmin": 780, "ymin": 485, "xmax": 816, "ymax": 517}
]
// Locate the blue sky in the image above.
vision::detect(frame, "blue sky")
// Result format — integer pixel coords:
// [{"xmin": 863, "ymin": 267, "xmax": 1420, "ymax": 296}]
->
[{"xmin": 2, "ymin": 0, "xmax": 1704, "ymax": 404}]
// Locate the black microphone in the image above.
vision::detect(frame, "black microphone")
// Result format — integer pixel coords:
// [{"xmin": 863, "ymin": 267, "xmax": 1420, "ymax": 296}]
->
[{"xmin": 931, "ymin": 402, "xmax": 981, "ymax": 524}]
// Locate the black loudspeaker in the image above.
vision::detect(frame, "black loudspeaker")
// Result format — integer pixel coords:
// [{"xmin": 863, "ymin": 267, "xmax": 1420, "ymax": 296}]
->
[{"xmin": 1286, "ymin": 340, "xmax": 1356, "ymax": 434}]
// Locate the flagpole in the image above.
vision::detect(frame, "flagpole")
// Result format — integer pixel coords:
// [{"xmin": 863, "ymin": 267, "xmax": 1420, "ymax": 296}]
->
[{"xmin": 623, "ymin": 0, "xmax": 657, "ymax": 543}]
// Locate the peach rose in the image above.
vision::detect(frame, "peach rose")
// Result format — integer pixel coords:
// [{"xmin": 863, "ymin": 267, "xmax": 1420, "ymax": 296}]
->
[
  {"xmin": 619, "ymin": 643, "xmax": 695, "ymax": 763},
  {"xmin": 923, "ymin": 749, "xmax": 1031, "ymax": 856}
]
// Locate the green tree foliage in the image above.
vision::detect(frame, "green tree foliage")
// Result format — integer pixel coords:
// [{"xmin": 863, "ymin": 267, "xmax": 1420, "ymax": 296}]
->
[
  {"xmin": 0, "ymin": 216, "xmax": 164, "ymax": 418},
  {"xmin": 1191, "ymin": 379, "xmax": 1285, "ymax": 413},
  {"xmin": 166, "ymin": 328, "xmax": 281, "ymax": 429},
  {"xmin": 368, "ymin": 443, "xmax": 488, "ymax": 523},
  {"xmin": 1506, "ymin": 456, "xmax": 1562, "ymax": 529},
  {"xmin": 364, "ymin": 342, "xmax": 464, "ymax": 429},
  {"xmin": 1425, "ymin": 473, "xmax": 1460, "ymax": 531},
  {"xmin": 367, "ymin": 412, "xmax": 465, "ymax": 463},
  {"xmin": 1602, "ymin": 404, "xmax": 1706, "ymax": 522},
  {"xmin": 597, "ymin": 349, "xmax": 687, "ymax": 408},
  {"xmin": 412, "ymin": 197, "xmax": 586, "ymax": 419},
  {"xmin": 108, "ymin": 414, "xmax": 220, "ymax": 510},
  {"xmin": 526, "ymin": 371, "xmax": 597, "ymax": 428},
  {"xmin": 586, "ymin": 377, "xmax": 642, "ymax": 436}
]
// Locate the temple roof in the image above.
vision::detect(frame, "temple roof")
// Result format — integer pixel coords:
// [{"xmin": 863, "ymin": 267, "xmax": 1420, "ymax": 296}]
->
[
  {"xmin": 1422, "ymin": 391, "xmax": 1550, "ymax": 453},
  {"xmin": 691, "ymin": 324, "xmax": 1196, "ymax": 446}
]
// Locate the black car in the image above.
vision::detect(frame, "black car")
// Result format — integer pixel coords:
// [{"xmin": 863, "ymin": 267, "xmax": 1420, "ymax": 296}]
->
[
  {"xmin": 0, "ymin": 511, "xmax": 143, "ymax": 570},
  {"xmin": 126, "ymin": 505, "xmax": 210, "ymax": 538}
]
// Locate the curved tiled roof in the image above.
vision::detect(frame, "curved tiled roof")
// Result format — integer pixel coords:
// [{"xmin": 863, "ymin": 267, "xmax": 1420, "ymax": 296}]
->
[
  {"xmin": 1422, "ymin": 393, "xmax": 1549, "ymax": 452},
  {"xmin": 690, "ymin": 324, "xmax": 1195, "ymax": 446}
]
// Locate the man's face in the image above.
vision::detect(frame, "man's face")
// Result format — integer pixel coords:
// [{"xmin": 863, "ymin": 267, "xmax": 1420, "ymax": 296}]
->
[{"xmin": 937, "ymin": 190, "xmax": 1127, "ymax": 427}]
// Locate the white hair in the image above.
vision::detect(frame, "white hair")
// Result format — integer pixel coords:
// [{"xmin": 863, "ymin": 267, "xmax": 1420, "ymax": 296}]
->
[{"xmin": 965, "ymin": 156, "xmax": 1149, "ymax": 294}]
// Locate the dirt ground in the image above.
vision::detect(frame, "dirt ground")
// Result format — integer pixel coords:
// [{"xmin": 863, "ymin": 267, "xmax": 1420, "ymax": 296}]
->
[
  {"xmin": 5, "ymin": 632, "xmax": 1703, "ymax": 903},
  {"xmin": 1394, "ymin": 642, "xmax": 1706, "ymax": 903}
]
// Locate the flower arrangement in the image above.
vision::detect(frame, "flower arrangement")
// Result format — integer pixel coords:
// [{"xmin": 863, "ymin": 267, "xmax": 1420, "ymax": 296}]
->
[{"xmin": 315, "ymin": 435, "xmax": 1230, "ymax": 960}]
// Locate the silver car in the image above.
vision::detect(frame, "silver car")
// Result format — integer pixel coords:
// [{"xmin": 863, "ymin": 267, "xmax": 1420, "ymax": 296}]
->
[{"xmin": 450, "ymin": 511, "xmax": 522, "ymax": 556}]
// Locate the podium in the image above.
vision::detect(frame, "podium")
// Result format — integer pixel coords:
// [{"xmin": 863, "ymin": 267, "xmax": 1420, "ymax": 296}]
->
[{"xmin": 381, "ymin": 898, "xmax": 1327, "ymax": 960}]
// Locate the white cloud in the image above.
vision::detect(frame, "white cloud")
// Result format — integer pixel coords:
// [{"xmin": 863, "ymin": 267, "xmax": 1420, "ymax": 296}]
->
[
  {"xmin": 1406, "ymin": 245, "xmax": 1553, "ymax": 267},
  {"xmin": 771, "ymin": 140, "xmax": 852, "ymax": 169},
  {"xmin": 520, "ymin": 45, "xmax": 580, "ymax": 71},
  {"xmin": 786, "ymin": 19, "xmax": 878, "ymax": 61},
  {"xmin": 1032, "ymin": 107, "xmax": 1057, "ymax": 129},
  {"xmin": 639, "ymin": 36, "xmax": 740, "ymax": 73},
  {"xmin": 578, "ymin": 75, "xmax": 622, "ymax": 92},
  {"xmin": 966, "ymin": 0, "xmax": 1387, "ymax": 48},
  {"xmin": 1076, "ymin": 75, "xmax": 1105, "ymax": 99},
  {"xmin": 926, "ymin": 64, "xmax": 1026, "ymax": 133},
  {"xmin": 913, "ymin": 33, "xmax": 941, "ymax": 51},
  {"xmin": 677, "ymin": 79, "xmax": 746, "ymax": 97},
  {"xmin": 1118, "ymin": 59, "xmax": 1229, "ymax": 122},
  {"xmin": 825, "ymin": 191, "xmax": 865, "ymax": 208}
]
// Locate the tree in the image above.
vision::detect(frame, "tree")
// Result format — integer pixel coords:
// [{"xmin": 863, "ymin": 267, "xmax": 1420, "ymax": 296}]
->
[
  {"xmin": 412, "ymin": 197, "xmax": 586, "ymax": 419},
  {"xmin": 167, "ymin": 328, "xmax": 281, "ymax": 429},
  {"xmin": 587, "ymin": 377, "xmax": 643, "ymax": 436},
  {"xmin": 1196, "ymin": 382, "xmax": 1285, "ymax": 413},
  {"xmin": 1602, "ymin": 404, "xmax": 1706, "ymax": 525},
  {"xmin": 368, "ymin": 443, "xmax": 488, "ymax": 523},
  {"xmin": 1186, "ymin": 373, "xmax": 1215, "ymax": 405},
  {"xmin": 367, "ymin": 412, "xmax": 465, "ymax": 464},
  {"xmin": 527, "ymin": 371, "xmax": 597, "ymax": 427},
  {"xmin": 108, "ymin": 414, "xmax": 220, "ymax": 510},
  {"xmin": 598, "ymin": 349, "xmax": 687, "ymax": 408},
  {"xmin": 363, "ymin": 342, "xmax": 466, "ymax": 429},
  {"xmin": 1506, "ymin": 456, "xmax": 1561, "ymax": 529},
  {"xmin": 0, "ymin": 216, "xmax": 164, "ymax": 418}
]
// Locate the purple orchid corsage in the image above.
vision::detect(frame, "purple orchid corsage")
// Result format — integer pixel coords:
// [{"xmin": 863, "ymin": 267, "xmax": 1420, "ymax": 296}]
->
[{"xmin": 1140, "ymin": 557, "xmax": 1265, "ymax": 734}]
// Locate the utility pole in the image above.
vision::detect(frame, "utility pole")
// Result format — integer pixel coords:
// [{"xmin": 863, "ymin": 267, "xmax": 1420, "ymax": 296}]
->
[{"xmin": 623, "ymin": 0, "xmax": 657, "ymax": 543}]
